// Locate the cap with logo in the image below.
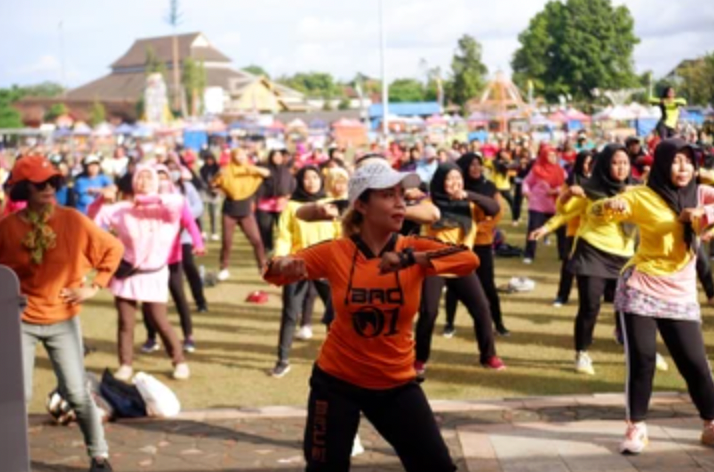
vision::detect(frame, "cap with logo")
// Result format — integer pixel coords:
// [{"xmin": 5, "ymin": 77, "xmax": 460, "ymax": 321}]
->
[{"xmin": 8, "ymin": 155, "xmax": 61, "ymax": 185}]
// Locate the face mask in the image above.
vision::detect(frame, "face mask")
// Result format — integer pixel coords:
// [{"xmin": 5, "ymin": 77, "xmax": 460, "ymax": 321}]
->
[
  {"xmin": 158, "ymin": 180, "xmax": 173, "ymax": 194},
  {"xmin": 170, "ymin": 170, "xmax": 182, "ymax": 182}
]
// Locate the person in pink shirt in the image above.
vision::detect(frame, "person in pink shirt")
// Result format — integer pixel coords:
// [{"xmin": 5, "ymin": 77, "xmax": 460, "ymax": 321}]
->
[
  {"xmin": 92, "ymin": 165, "xmax": 190, "ymax": 381},
  {"xmin": 522, "ymin": 144, "xmax": 567, "ymax": 263},
  {"xmin": 139, "ymin": 164, "xmax": 205, "ymax": 355}
]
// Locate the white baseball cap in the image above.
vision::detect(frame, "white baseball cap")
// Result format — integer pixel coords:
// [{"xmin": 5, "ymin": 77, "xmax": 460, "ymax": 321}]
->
[
  {"xmin": 348, "ymin": 163, "xmax": 421, "ymax": 204},
  {"xmin": 84, "ymin": 154, "xmax": 101, "ymax": 165}
]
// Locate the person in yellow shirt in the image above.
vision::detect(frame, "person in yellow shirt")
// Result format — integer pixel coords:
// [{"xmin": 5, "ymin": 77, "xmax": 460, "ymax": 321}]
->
[
  {"xmin": 416, "ymin": 162, "xmax": 506, "ymax": 377},
  {"xmin": 212, "ymin": 148, "xmax": 270, "ymax": 280},
  {"xmin": 553, "ymin": 150, "xmax": 593, "ymax": 307},
  {"xmin": 590, "ymin": 138, "xmax": 714, "ymax": 455},
  {"xmin": 530, "ymin": 144, "xmax": 635, "ymax": 376},
  {"xmin": 649, "ymin": 87, "xmax": 687, "ymax": 139},
  {"xmin": 271, "ymin": 165, "xmax": 338, "ymax": 378}
]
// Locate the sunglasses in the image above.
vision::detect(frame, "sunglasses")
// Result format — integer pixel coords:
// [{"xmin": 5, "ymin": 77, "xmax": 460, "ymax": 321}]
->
[{"xmin": 31, "ymin": 176, "xmax": 62, "ymax": 190}]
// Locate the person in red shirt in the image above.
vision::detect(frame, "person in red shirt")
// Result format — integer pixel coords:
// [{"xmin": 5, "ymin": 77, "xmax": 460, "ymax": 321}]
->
[{"xmin": 264, "ymin": 163, "xmax": 477, "ymax": 472}]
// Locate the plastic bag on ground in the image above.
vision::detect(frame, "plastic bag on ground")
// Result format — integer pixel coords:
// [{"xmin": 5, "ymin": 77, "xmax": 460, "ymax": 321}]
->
[{"xmin": 133, "ymin": 372, "xmax": 181, "ymax": 418}]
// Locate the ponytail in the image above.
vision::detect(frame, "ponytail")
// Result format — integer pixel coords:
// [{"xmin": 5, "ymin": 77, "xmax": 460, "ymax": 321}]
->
[{"xmin": 341, "ymin": 208, "xmax": 363, "ymax": 237}]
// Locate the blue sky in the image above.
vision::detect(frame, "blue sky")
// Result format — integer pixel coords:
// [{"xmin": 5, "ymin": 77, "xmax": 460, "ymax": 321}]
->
[{"xmin": 2, "ymin": 0, "xmax": 713, "ymax": 89}]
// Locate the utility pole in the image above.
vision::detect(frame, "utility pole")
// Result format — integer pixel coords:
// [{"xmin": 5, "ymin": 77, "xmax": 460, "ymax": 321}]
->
[
  {"xmin": 59, "ymin": 21, "xmax": 67, "ymax": 94},
  {"xmin": 379, "ymin": 0, "xmax": 389, "ymax": 139}
]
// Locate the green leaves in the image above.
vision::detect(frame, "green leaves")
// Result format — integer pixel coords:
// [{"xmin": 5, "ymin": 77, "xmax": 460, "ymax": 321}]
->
[
  {"xmin": 512, "ymin": 0, "xmax": 639, "ymax": 103},
  {"xmin": 449, "ymin": 35, "xmax": 488, "ymax": 109}
]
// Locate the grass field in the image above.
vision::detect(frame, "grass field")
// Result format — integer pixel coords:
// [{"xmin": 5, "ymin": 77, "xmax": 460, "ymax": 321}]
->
[{"xmin": 27, "ymin": 217, "xmax": 714, "ymax": 413}]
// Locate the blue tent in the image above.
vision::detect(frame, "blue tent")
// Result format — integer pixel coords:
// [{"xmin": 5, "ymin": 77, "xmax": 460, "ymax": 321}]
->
[
  {"xmin": 368, "ymin": 102, "xmax": 441, "ymax": 119},
  {"xmin": 114, "ymin": 123, "xmax": 135, "ymax": 135},
  {"xmin": 183, "ymin": 130, "xmax": 208, "ymax": 151}
]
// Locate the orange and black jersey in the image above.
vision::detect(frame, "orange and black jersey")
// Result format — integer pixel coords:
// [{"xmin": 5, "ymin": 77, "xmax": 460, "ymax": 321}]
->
[{"xmin": 264, "ymin": 234, "xmax": 478, "ymax": 389}]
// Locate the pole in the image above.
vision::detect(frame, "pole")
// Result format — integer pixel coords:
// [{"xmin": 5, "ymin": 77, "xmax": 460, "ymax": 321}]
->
[
  {"xmin": 58, "ymin": 21, "xmax": 66, "ymax": 94},
  {"xmin": 379, "ymin": 0, "xmax": 389, "ymax": 140}
]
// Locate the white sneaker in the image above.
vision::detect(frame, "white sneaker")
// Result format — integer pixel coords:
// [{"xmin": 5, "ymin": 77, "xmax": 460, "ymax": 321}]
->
[
  {"xmin": 115, "ymin": 365, "xmax": 133, "ymax": 381},
  {"xmin": 201, "ymin": 232, "xmax": 207, "ymax": 239},
  {"xmin": 351, "ymin": 434, "xmax": 365, "ymax": 457},
  {"xmin": 523, "ymin": 258, "xmax": 533, "ymax": 265},
  {"xmin": 217, "ymin": 269, "xmax": 230, "ymax": 281},
  {"xmin": 172, "ymin": 363, "xmax": 190, "ymax": 380},
  {"xmin": 295, "ymin": 325, "xmax": 313, "ymax": 340},
  {"xmin": 655, "ymin": 353, "xmax": 669, "ymax": 372},
  {"xmin": 575, "ymin": 351, "xmax": 595, "ymax": 375},
  {"xmin": 211, "ymin": 234, "xmax": 220, "ymax": 241},
  {"xmin": 620, "ymin": 422, "xmax": 648, "ymax": 454}
]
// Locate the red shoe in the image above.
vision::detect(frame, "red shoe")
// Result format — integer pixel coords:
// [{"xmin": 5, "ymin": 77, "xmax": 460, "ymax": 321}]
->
[
  {"xmin": 246, "ymin": 290, "xmax": 269, "ymax": 304},
  {"xmin": 482, "ymin": 356, "xmax": 506, "ymax": 371}
]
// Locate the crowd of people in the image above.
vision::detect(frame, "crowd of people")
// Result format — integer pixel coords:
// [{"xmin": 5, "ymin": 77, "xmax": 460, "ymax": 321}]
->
[{"xmin": 2, "ymin": 89, "xmax": 714, "ymax": 470}]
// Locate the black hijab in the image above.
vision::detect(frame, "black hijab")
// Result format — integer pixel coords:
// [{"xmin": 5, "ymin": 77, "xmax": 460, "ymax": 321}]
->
[
  {"xmin": 582, "ymin": 144, "xmax": 632, "ymax": 201},
  {"xmin": 262, "ymin": 150, "xmax": 295, "ymax": 198},
  {"xmin": 456, "ymin": 153, "xmax": 498, "ymax": 198},
  {"xmin": 647, "ymin": 138, "xmax": 698, "ymax": 249},
  {"xmin": 567, "ymin": 150, "xmax": 592, "ymax": 186},
  {"xmin": 291, "ymin": 165, "xmax": 326, "ymax": 203},
  {"xmin": 430, "ymin": 162, "xmax": 473, "ymax": 232}
]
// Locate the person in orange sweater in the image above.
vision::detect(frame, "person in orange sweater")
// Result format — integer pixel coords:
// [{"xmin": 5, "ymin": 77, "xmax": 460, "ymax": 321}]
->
[
  {"xmin": 264, "ymin": 163, "xmax": 477, "ymax": 472},
  {"xmin": 0, "ymin": 155, "xmax": 123, "ymax": 472}
]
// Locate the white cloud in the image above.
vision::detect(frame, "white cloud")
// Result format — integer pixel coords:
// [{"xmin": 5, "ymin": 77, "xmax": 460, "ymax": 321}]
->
[{"xmin": 17, "ymin": 55, "xmax": 61, "ymax": 75}]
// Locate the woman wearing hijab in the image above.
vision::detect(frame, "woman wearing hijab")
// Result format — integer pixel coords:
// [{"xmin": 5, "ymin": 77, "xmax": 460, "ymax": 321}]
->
[
  {"xmin": 522, "ymin": 144, "xmax": 567, "ymax": 263},
  {"xmin": 212, "ymin": 148, "xmax": 270, "ymax": 281},
  {"xmin": 415, "ymin": 162, "xmax": 506, "ymax": 377},
  {"xmin": 0, "ymin": 155, "xmax": 122, "ymax": 472},
  {"xmin": 271, "ymin": 165, "xmax": 337, "ymax": 378},
  {"xmin": 199, "ymin": 151, "xmax": 221, "ymax": 241},
  {"xmin": 591, "ymin": 138, "xmax": 714, "ymax": 454},
  {"xmin": 256, "ymin": 150, "xmax": 295, "ymax": 254},
  {"xmin": 140, "ymin": 163, "xmax": 206, "ymax": 356},
  {"xmin": 92, "ymin": 165, "xmax": 190, "ymax": 381},
  {"xmin": 548, "ymin": 150, "xmax": 594, "ymax": 307},
  {"xmin": 530, "ymin": 145, "xmax": 637, "ymax": 376},
  {"xmin": 444, "ymin": 153, "xmax": 509, "ymax": 337}
]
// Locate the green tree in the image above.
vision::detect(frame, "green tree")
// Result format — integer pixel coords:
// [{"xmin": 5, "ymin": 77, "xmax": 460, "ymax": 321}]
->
[
  {"xmin": 512, "ymin": 0, "xmax": 639, "ymax": 102},
  {"xmin": 388, "ymin": 78, "xmax": 426, "ymax": 102},
  {"xmin": 89, "ymin": 100, "xmax": 106, "ymax": 126},
  {"xmin": 145, "ymin": 46, "xmax": 167, "ymax": 76},
  {"xmin": 242, "ymin": 65, "xmax": 270, "ymax": 78},
  {"xmin": 337, "ymin": 97, "xmax": 351, "ymax": 110},
  {"xmin": 182, "ymin": 57, "xmax": 207, "ymax": 116},
  {"xmin": 20, "ymin": 81, "xmax": 65, "ymax": 98},
  {"xmin": 0, "ymin": 89, "xmax": 23, "ymax": 128},
  {"xmin": 276, "ymin": 72, "xmax": 339, "ymax": 100},
  {"xmin": 449, "ymin": 35, "xmax": 488, "ymax": 108},
  {"xmin": 44, "ymin": 103, "xmax": 68, "ymax": 123},
  {"xmin": 673, "ymin": 54, "xmax": 714, "ymax": 105}
]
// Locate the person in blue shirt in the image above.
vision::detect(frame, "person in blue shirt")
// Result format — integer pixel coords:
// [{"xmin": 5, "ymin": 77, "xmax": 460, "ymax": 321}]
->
[
  {"xmin": 73, "ymin": 155, "xmax": 114, "ymax": 214},
  {"xmin": 54, "ymin": 160, "xmax": 75, "ymax": 208},
  {"xmin": 416, "ymin": 146, "xmax": 439, "ymax": 186}
]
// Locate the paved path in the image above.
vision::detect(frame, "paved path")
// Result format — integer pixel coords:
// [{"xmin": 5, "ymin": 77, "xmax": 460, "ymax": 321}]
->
[{"xmin": 30, "ymin": 393, "xmax": 714, "ymax": 471}]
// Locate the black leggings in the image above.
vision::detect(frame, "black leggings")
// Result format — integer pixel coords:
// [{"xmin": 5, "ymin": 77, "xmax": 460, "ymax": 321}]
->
[
  {"xmin": 144, "ymin": 262, "xmax": 192, "ymax": 341},
  {"xmin": 499, "ymin": 190, "xmax": 515, "ymax": 220},
  {"xmin": 524, "ymin": 210, "xmax": 555, "ymax": 259},
  {"xmin": 621, "ymin": 312, "xmax": 714, "ymax": 422},
  {"xmin": 304, "ymin": 366, "xmax": 455, "ymax": 472},
  {"xmin": 278, "ymin": 279, "xmax": 333, "ymax": 363},
  {"xmin": 574, "ymin": 275, "xmax": 616, "ymax": 352},
  {"xmin": 417, "ymin": 274, "xmax": 495, "ymax": 364},
  {"xmin": 256, "ymin": 210, "xmax": 281, "ymax": 254},
  {"xmin": 181, "ymin": 244, "xmax": 206, "ymax": 309},
  {"xmin": 301, "ymin": 282, "xmax": 319, "ymax": 327},
  {"xmin": 656, "ymin": 121, "xmax": 676, "ymax": 139},
  {"xmin": 697, "ymin": 244, "xmax": 714, "ymax": 300},
  {"xmin": 556, "ymin": 236, "xmax": 575, "ymax": 303},
  {"xmin": 513, "ymin": 183, "xmax": 524, "ymax": 222},
  {"xmin": 445, "ymin": 245, "xmax": 504, "ymax": 329}
]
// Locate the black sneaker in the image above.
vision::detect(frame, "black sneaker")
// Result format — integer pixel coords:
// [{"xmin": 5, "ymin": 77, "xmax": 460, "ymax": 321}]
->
[
  {"xmin": 197, "ymin": 304, "xmax": 209, "ymax": 313},
  {"xmin": 495, "ymin": 325, "xmax": 511, "ymax": 337},
  {"xmin": 90, "ymin": 458, "xmax": 113, "ymax": 472},
  {"xmin": 442, "ymin": 326, "xmax": 456, "ymax": 338},
  {"xmin": 270, "ymin": 361, "xmax": 291, "ymax": 378}
]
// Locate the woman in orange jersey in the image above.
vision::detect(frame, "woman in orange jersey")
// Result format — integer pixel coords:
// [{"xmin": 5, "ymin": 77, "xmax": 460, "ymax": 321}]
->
[
  {"xmin": 264, "ymin": 163, "xmax": 477, "ymax": 472},
  {"xmin": 415, "ymin": 162, "xmax": 505, "ymax": 376}
]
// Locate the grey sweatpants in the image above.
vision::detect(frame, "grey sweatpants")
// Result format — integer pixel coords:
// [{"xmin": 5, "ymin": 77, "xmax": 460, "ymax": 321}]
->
[{"xmin": 22, "ymin": 317, "xmax": 108, "ymax": 458}]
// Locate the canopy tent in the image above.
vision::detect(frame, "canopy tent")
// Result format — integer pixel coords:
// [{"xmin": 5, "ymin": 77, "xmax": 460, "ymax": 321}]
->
[
  {"xmin": 529, "ymin": 114, "xmax": 554, "ymax": 127},
  {"xmin": 331, "ymin": 118, "xmax": 365, "ymax": 128},
  {"xmin": 425, "ymin": 114, "xmax": 449, "ymax": 126},
  {"xmin": 131, "ymin": 123, "xmax": 154, "ymax": 138},
  {"xmin": 92, "ymin": 122, "xmax": 114, "ymax": 137},
  {"xmin": 72, "ymin": 122, "xmax": 92, "ymax": 136},
  {"xmin": 308, "ymin": 119, "xmax": 328, "ymax": 130},
  {"xmin": 286, "ymin": 118, "xmax": 308, "ymax": 130},
  {"xmin": 114, "ymin": 123, "xmax": 135, "ymax": 135}
]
